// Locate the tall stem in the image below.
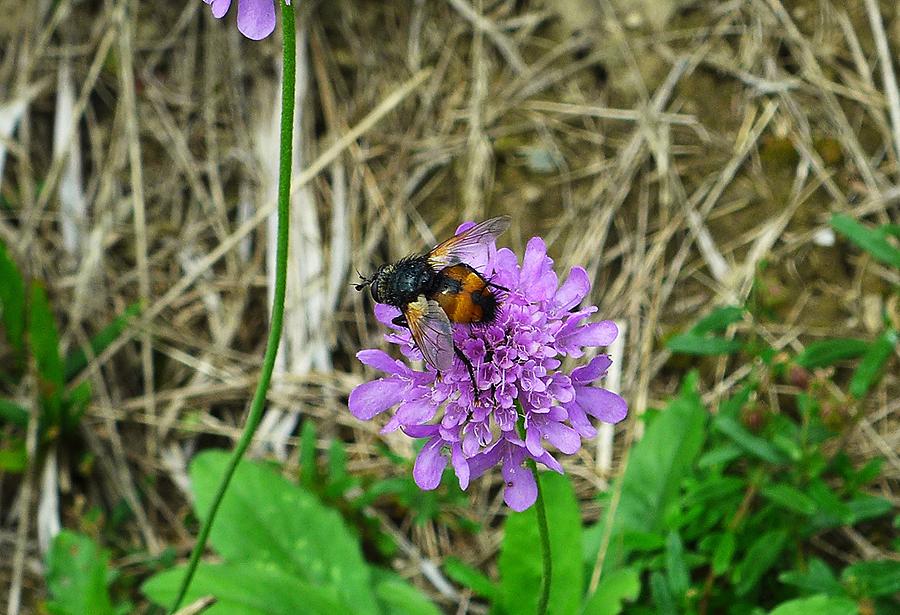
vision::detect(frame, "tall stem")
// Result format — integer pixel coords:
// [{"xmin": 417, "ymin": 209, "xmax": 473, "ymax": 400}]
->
[
  {"xmin": 528, "ymin": 458, "xmax": 552, "ymax": 615},
  {"xmin": 169, "ymin": 3, "xmax": 296, "ymax": 611}
]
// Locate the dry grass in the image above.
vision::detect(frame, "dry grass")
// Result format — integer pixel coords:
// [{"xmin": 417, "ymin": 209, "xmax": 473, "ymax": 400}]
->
[{"xmin": 1, "ymin": 0, "xmax": 898, "ymax": 611}]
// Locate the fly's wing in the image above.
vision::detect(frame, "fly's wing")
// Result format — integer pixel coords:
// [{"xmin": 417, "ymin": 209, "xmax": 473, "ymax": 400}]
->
[
  {"xmin": 404, "ymin": 296, "xmax": 454, "ymax": 372},
  {"xmin": 427, "ymin": 216, "xmax": 511, "ymax": 270}
]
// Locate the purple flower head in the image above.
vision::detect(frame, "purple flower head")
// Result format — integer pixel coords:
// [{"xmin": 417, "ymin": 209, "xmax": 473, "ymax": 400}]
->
[
  {"xmin": 203, "ymin": 0, "xmax": 288, "ymax": 40},
  {"xmin": 349, "ymin": 223, "xmax": 627, "ymax": 511}
]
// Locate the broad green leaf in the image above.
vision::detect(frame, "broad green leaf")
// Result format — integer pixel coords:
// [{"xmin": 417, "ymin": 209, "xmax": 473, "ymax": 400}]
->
[
  {"xmin": 189, "ymin": 450, "xmax": 379, "ymax": 615},
  {"xmin": 46, "ymin": 531, "xmax": 115, "ymax": 615},
  {"xmin": 0, "ymin": 398, "xmax": 28, "ymax": 427},
  {"xmin": 582, "ymin": 568, "xmax": 641, "ymax": 615},
  {"xmin": 0, "ymin": 239, "xmax": 25, "ymax": 358},
  {"xmin": 733, "ymin": 529, "xmax": 789, "ymax": 596},
  {"xmin": 596, "ymin": 374, "xmax": 706, "ymax": 568},
  {"xmin": 794, "ymin": 339, "xmax": 869, "ymax": 369},
  {"xmin": 849, "ymin": 330, "xmax": 897, "ymax": 398},
  {"xmin": 372, "ymin": 569, "xmax": 442, "ymax": 615},
  {"xmin": 142, "ymin": 562, "xmax": 345, "ymax": 614},
  {"xmin": 443, "ymin": 557, "xmax": 497, "ymax": 600},
  {"xmin": 713, "ymin": 415, "xmax": 786, "ymax": 465},
  {"xmin": 768, "ymin": 594, "xmax": 858, "ymax": 615},
  {"xmin": 498, "ymin": 472, "xmax": 582, "ymax": 615},
  {"xmin": 831, "ymin": 213, "xmax": 900, "ymax": 268},
  {"xmin": 665, "ymin": 532, "xmax": 689, "ymax": 597},
  {"xmin": 63, "ymin": 301, "xmax": 142, "ymax": 381},
  {"xmin": 840, "ymin": 560, "xmax": 900, "ymax": 597},
  {"xmin": 778, "ymin": 558, "xmax": 844, "ymax": 596},
  {"xmin": 29, "ymin": 283, "xmax": 64, "ymax": 426},
  {"xmin": 761, "ymin": 484, "xmax": 817, "ymax": 515},
  {"xmin": 666, "ymin": 334, "xmax": 742, "ymax": 355},
  {"xmin": 692, "ymin": 306, "xmax": 745, "ymax": 334}
]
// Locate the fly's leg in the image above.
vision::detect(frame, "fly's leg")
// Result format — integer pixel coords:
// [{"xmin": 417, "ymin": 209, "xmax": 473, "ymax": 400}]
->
[{"xmin": 454, "ymin": 345, "xmax": 480, "ymax": 401}]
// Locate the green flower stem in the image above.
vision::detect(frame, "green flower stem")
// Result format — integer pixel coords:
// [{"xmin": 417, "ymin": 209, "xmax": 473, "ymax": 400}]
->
[
  {"xmin": 169, "ymin": 3, "xmax": 296, "ymax": 612},
  {"xmin": 528, "ymin": 457, "xmax": 552, "ymax": 615},
  {"xmin": 516, "ymin": 402, "xmax": 552, "ymax": 615}
]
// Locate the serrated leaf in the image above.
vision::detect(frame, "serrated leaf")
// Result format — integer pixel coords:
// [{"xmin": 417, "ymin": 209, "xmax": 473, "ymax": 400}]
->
[
  {"xmin": 63, "ymin": 301, "xmax": 142, "ymax": 381},
  {"xmin": 583, "ymin": 568, "xmax": 641, "ymax": 615},
  {"xmin": 666, "ymin": 334, "xmax": 742, "ymax": 356},
  {"xmin": 831, "ymin": 213, "xmax": 900, "ymax": 268},
  {"xmin": 840, "ymin": 560, "xmax": 900, "ymax": 597},
  {"xmin": 443, "ymin": 557, "xmax": 496, "ymax": 600},
  {"xmin": 692, "ymin": 306, "xmax": 745, "ymax": 334},
  {"xmin": 849, "ymin": 330, "xmax": 897, "ymax": 398},
  {"xmin": 768, "ymin": 594, "xmax": 858, "ymax": 615},
  {"xmin": 46, "ymin": 531, "xmax": 116, "ymax": 615},
  {"xmin": 498, "ymin": 472, "xmax": 582, "ymax": 615},
  {"xmin": 794, "ymin": 339, "xmax": 869, "ymax": 369},
  {"xmin": 733, "ymin": 529, "xmax": 789, "ymax": 596},
  {"xmin": 761, "ymin": 483, "xmax": 817, "ymax": 515},
  {"xmin": 0, "ymin": 238, "xmax": 25, "ymax": 358},
  {"xmin": 189, "ymin": 450, "xmax": 379, "ymax": 615},
  {"xmin": 142, "ymin": 562, "xmax": 345, "ymax": 614}
]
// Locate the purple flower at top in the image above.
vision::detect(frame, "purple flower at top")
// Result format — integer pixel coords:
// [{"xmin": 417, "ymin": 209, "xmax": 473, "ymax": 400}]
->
[
  {"xmin": 203, "ymin": 0, "xmax": 287, "ymax": 40},
  {"xmin": 349, "ymin": 225, "xmax": 627, "ymax": 511}
]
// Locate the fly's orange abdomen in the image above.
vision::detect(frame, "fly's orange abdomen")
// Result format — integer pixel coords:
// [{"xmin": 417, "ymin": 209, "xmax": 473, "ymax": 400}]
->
[{"xmin": 435, "ymin": 264, "xmax": 498, "ymax": 324}]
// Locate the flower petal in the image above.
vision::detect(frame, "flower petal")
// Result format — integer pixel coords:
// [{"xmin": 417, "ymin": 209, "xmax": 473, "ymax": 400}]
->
[
  {"xmin": 502, "ymin": 461, "xmax": 537, "ymax": 511},
  {"xmin": 413, "ymin": 438, "xmax": 448, "ymax": 490},
  {"xmin": 451, "ymin": 443, "xmax": 470, "ymax": 490},
  {"xmin": 396, "ymin": 396, "xmax": 438, "ymax": 425},
  {"xmin": 237, "ymin": 0, "xmax": 276, "ymax": 40},
  {"xmin": 560, "ymin": 320, "xmax": 618, "ymax": 349},
  {"xmin": 356, "ymin": 349, "xmax": 405, "ymax": 374},
  {"xmin": 348, "ymin": 378, "xmax": 406, "ymax": 420},
  {"xmin": 204, "ymin": 0, "xmax": 232, "ymax": 19},
  {"xmin": 571, "ymin": 355, "xmax": 612, "ymax": 384},
  {"xmin": 542, "ymin": 420, "xmax": 581, "ymax": 454},
  {"xmin": 554, "ymin": 266, "xmax": 590, "ymax": 310},
  {"xmin": 574, "ymin": 385, "xmax": 628, "ymax": 424}
]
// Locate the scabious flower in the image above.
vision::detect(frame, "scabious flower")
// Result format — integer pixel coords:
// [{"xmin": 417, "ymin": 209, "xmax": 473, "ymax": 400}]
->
[
  {"xmin": 349, "ymin": 225, "xmax": 627, "ymax": 511},
  {"xmin": 203, "ymin": 0, "xmax": 287, "ymax": 40}
]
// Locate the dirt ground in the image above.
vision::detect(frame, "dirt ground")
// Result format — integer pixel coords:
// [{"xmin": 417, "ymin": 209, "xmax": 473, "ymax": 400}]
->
[{"xmin": 1, "ymin": 0, "xmax": 898, "ymax": 611}]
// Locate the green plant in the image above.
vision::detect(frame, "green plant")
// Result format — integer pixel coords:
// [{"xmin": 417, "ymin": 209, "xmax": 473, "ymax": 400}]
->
[
  {"xmin": 142, "ymin": 450, "xmax": 441, "ymax": 614},
  {"xmin": 45, "ymin": 530, "xmax": 131, "ymax": 615}
]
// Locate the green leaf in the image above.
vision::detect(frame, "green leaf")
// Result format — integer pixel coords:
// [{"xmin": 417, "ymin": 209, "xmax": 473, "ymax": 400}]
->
[
  {"xmin": 713, "ymin": 415, "xmax": 786, "ymax": 465},
  {"xmin": 849, "ymin": 330, "xmax": 897, "ymax": 398},
  {"xmin": 692, "ymin": 306, "xmax": 745, "ymax": 334},
  {"xmin": 299, "ymin": 419, "xmax": 320, "ymax": 491},
  {"xmin": 794, "ymin": 339, "xmax": 869, "ymax": 369},
  {"xmin": 844, "ymin": 495, "xmax": 893, "ymax": 524},
  {"xmin": 498, "ymin": 472, "xmax": 582, "ymax": 615},
  {"xmin": 583, "ymin": 568, "xmax": 641, "ymax": 615},
  {"xmin": 0, "ymin": 441, "xmax": 27, "ymax": 472},
  {"xmin": 841, "ymin": 560, "xmax": 900, "ymax": 597},
  {"xmin": 63, "ymin": 301, "xmax": 142, "ymax": 381},
  {"xmin": 598, "ymin": 374, "xmax": 706, "ymax": 567},
  {"xmin": 665, "ymin": 532, "xmax": 689, "ymax": 597},
  {"xmin": 732, "ymin": 529, "xmax": 789, "ymax": 596},
  {"xmin": 711, "ymin": 532, "xmax": 736, "ymax": 575},
  {"xmin": 649, "ymin": 570, "xmax": 677, "ymax": 615},
  {"xmin": 29, "ymin": 283, "xmax": 64, "ymax": 425},
  {"xmin": 831, "ymin": 213, "xmax": 900, "ymax": 268},
  {"xmin": 142, "ymin": 562, "xmax": 345, "ymax": 614},
  {"xmin": 778, "ymin": 558, "xmax": 844, "ymax": 596},
  {"xmin": 768, "ymin": 594, "xmax": 858, "ymax": 615},
  {"xmin": 0, "ymin": 239, "xmax": 26, "ymax": 358},
  {"xmin": 189, "ymin": 450, "xmax": 379, "ymax": 615},
  {"xmin": 443, "ymin": 557, "xmax": 497, "ymax": 600},
  {"xmin": 372, "ymin": 569, "xmax": 443, "ymax": 615},
  {"xmin": 0, "ymin": 398, "xmax": 28, "ymax": 427},
  {"xmin": 666, "ymin": 334, "xmax": 742, "ymax": 356},
  {"xmin": 761, "ymin": 483, "xmax": 817, "ymax": 516},
  {"xmin": 46, "ymin": 531, "xmax": 116, "ymax": 615}
]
